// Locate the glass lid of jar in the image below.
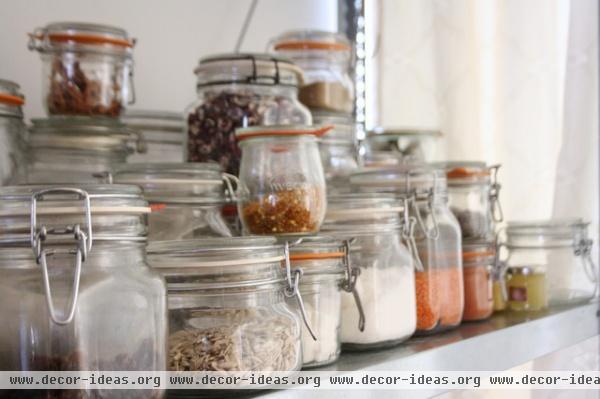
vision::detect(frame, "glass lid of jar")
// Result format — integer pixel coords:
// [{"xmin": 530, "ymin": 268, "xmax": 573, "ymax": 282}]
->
[
  {"xmin": 108, "ymin": 162, "xmax": 236, "ymax": 205},
  {"xmin": 269, "ymin": 30, "xmax": 352, "ymax": 64},
  {"xmin": 121, "ymin": 109, "xmax": 184, "ymax": 138},
  {"xmin": 29, "ymin": 116, "xmax": 142, "ymax": 152},
  {"xmin": 349, "ymin": 165, "xmax": 447, "ymax": 195},
  {"xmin": 28, "ymin": 22, "xmax": 135, "ymax": 56},
  {"xmin": 367, "ymin": 127, "xmax": 442, "ymax": 139},
  {"xmin": 505, "ymin": 219, "xmax": 590, "ymax": 248},
  {"xmin": 438, "ymin": 161, "xmax": 501, "ymax": 186},
  {"xmin": 313, "ymin": 111, "xmax": 355, "ymax": 144},
  {"xmin": 0, "ymin": 79, "xmax": 25, "ymax": 118},
  {"xmin": 463, "ymin": 241, "xmax": 496, "ymax": 266},
  {"xmin": 0, "ymin": 184, "xmax": 149, "ymax": 245},
  {"xmin": 148, "ymin": 236, "xmax": 286, "ymax": 289},
  {"xmin": 236, "ymin": 124, "xmax": 333, "ymax": 142},
  {"xmin": 194, "ymin": 53, "xmax": 304, "ymax": 87}
]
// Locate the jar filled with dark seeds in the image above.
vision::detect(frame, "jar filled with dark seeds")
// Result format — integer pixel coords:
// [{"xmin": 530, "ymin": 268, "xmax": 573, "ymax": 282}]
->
[
  {"xmin": 441, "ymin": 162, "xmax": 503, "ymax": 242},
  {"xmin": 186, "ymin": 53, "xmax": 312, "ymax": 176}
]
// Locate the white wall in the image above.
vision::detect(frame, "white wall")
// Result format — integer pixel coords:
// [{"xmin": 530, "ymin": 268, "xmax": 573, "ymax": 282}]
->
[{"xmin": 0, "ymin": 0, "xmax": 338, "ymax": 118}]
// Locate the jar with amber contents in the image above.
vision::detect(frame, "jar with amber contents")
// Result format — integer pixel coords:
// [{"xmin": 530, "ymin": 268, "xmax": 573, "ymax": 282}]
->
[
  {"xmin": 462, "ymin": 242, "xmax": 494, "ymax": 321},
  {"xmin": 237, "ymin": 125, "xmax": 328, "ymax": 235}
]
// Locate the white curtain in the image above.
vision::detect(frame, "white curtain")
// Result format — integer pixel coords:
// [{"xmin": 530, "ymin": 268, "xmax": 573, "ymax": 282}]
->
[{"xmin": 367, "ymin": 0, "xmax": 598, "ymax": 246}]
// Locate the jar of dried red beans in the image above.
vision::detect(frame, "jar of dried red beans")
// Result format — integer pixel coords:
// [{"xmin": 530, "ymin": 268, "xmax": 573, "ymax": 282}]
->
[
  {"xmin": 236, "ymin": 125, "xmax": 328, "ymax": 236},
  {"xmin": 186, "ymin": 53, "xmax": 312, "ymax": 176},
  {"xmin": 28, "ymin": 22, "xmax": 135, "ymax": 117}
]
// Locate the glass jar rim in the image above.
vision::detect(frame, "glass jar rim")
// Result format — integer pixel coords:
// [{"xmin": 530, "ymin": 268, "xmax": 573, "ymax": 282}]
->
[
  {"xmin": 29, "ymin": 22, "xmax": 135, "ymax": 55},
  {"xmin": 194, "ymin": 52, "xmax": 304, "ymax": 87},
  {"xmin": 438, "ymin": 161, "xmax": 498, "ymax": 186},
  {"xmin": 349, "ymin": 165, "xmax": 447, "ymax": 194},
  {"xmin": 109, "ymin": 162, "xmax": 228, "ymax": 204},
  {"xmin": 367, "ymin": 127, "xmax": 442, "ymax": 139},
  {"xmin": 505, "ymin": 219, "xmax": 590, "ymax": 248},
  {"xmin": 121, "ymin": 109, "xmax": 184, "ymax": 133},
  {"xmin": 148, "ymin": 236, "xmax": 282, "ymax": 264},
  {"xmin": 463, "ymin": 241, "xmax": 496, "ymax": 265}
]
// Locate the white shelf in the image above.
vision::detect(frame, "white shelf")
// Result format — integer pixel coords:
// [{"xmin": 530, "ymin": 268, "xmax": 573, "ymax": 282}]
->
[{"xmin": 259, "ymin": 301, "xmax": 600, "ymax": 399}]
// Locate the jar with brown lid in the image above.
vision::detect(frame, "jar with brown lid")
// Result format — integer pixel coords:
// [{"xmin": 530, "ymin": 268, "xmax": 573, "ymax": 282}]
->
[
  {"xmin": 186, "ymin": 53, "xmax": 311, "ymax": 176},
  {"xmin": 28, "ymin": 22, "xmax": 136, "ymax": 117}
]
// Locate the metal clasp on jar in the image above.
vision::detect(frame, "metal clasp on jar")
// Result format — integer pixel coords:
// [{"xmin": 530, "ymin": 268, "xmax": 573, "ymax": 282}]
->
[
  {"xmin": 493, "ymin": 229, "xmax": 509, "ymax": 301},
  {"xmin": 400, "ymin": 196, "xmax": 424, "ymax": 272},
  {"xmin": 489, "ymin": 164, "xmax": 504, "ymax": 223},
  {"xmin": 283, "ymin": 242, "xmax": 318, "ymax": 341},
  {"xmin": 410, "ymin": 189, "xmax": 440, "ymax": 240},
  {"xmin": 30, "ymin": 188, "xmax": 93, "ymax": 325},
  {"xmin": 222, "ymin": 173, "xmax": 241, "ymax": 203},
  {"xmin": 340, "ymin": 239, "xmax": 365, "ymax": 332},
  {"xmin": 575, "ymin": 237, "xmax": 598, "ymax": 295}
]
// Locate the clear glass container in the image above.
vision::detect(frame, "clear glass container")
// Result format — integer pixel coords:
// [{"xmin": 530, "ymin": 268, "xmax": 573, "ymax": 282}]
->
[
  {"xmin": 288, "ymin": 236, "xmax": 361, "ymax": 368},
  {"xmin": 321, "ymin": 193, "xmax": 417, "ymax": 350},
  {"xmin": 462, "ymin": 241, "xmax": 494, "ymax": 321},
  {"xmin": 237, "ymin": 125, "xmax": 327, "ymax": 235},
  {"xmin": 349, "ymin": 166, "xmax": 464, "ymax": 335},
  {"xmin": 0, "ymin": 79, "xmax": 27, "ymax": 185},
  {"xmin": 186, "ymin": 53, "xmax": 312, "ymax": 175},
  {"xmin": 313, "ymin": 111, "xmax": 358, "ymax": 191},
  {"xmin": 506, "ymin": 266, "xmax": 548, "ymax": 311},
  {"xmin": 22, "ymin": 116, "xmax": 143, "ymax": 183},
  {"xmin": 502, "ymin": 219, "xmax": 597, "ymax": 306},
  {"xmin": 364, "ymin": 128, "xmax": 442, "ymax": 165},
  {"xmin": 442, "ymin": 162, "xmax": 503, "ymax": 242},
  {"xmin": 122, "ymin": 110, "xmax": 184, "ymax": 163},
  {"xmin": 269, "ymin": 30, "xmax": 354, "ymax": 113},
  {"xmin": 147, "ymin": 237, "xmax": 303, "ymax": 373},
  {"xmin": 29, "ymin": 22, "xmax": 135, "ymax": 117},
  {"xmin": 0, "ymin": 184, "xmax": 166, "ymax": 398},
  {"xmin": 108, "ymin": 162, "xmax": 236, "ymax": 240}
]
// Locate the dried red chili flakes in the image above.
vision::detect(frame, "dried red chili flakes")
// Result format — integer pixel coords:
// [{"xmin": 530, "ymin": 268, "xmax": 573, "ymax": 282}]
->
[
  {"xmin": 47, "ymin": 59, "xmax": 122, "ymax": 117},
  {"xmin": 241, "ymin": 187, "xmax": 324, "ymax": 235}
]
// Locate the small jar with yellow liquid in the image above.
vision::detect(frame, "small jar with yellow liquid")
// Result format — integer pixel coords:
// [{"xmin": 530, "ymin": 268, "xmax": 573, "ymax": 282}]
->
[{"xmin": 506, "ymin": 265, "xmax": 548, "ymax": 311}]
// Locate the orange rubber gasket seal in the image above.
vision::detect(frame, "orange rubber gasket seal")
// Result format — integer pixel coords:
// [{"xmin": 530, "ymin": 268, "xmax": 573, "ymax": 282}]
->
[
  {"xmin": 463, "ymin": 250, "xmax": 495, "ymax": 261},
  {"xmin": 237, "ymin": 125, "xmax": 334, "ymax": 141},
  {"xmin": 447, "ymin": 167, "xmax": 490, "ymax": 179},
  {"xmin": 274, "ymin": 41, "xmax": 351, "ymax": 51},
  {"xmin": 289, "ymin": 252, "xmax": 345, "ymax": 261},
  {"xmin": 0, "ymin": 93, "xmax": 24, "ymax": 106},
  {"xmin": 44, "ymin": 33, "xmax": 134, "ymax": 48}
]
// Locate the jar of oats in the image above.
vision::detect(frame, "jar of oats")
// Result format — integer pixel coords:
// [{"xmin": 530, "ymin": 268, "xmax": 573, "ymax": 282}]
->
[{"xmin": 148, "ymin": 237, "xmax": 303, "ymax": 372}]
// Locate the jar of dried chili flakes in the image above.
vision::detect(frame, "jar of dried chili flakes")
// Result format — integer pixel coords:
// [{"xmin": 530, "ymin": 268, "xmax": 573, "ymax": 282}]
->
[
  {"xmin": 186, "ymin": 53, "xmax": 312, "ymax": 176},
  {"xmin": 349, "ymin": 165, "xmax": 464, "ymax": 335},
  {"xmin": 236, "ymin": 125, "xmax": 328, "ymax": 236},
  {"xmin": 28, "ymin": 22, "xmax": 135, "ymax": 117}
]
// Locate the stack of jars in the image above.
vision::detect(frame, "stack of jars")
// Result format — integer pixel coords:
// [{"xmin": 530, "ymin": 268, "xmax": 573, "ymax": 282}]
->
[
  {"xmin": 441, "ymin": 162, "xmax": 503, "ymax": 321},
  {"xmin": 269, "ymin": 31, "xmax": 359, "ymax": 192}
]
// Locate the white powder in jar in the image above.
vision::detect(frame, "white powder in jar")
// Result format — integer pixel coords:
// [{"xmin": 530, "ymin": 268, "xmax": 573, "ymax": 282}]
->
[
  {"xmin": 297, "ymin": 282, "xmax": 342, "ymax": 367},
  {"xmin": 341, "ymin": 264, "xmax": 416, "ymax": 345}
]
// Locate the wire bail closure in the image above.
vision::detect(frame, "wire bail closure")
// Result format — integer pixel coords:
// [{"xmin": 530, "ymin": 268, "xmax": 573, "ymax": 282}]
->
[
  {"xmin": 489, "ymin": 164, "xmax": 504, "ymax": 223},
  {"xmin": 283, "ymin": 241, "xmax": 317, "ymax": 341},
  {"xmin": 30, "ymin": 188, "xmax": 93, "ymax": 325},
  {"xmin": 340, "ymin": 239, "xmax": 365, "ymax": 332},
  {"xmin": 575, "ymin": 238, "xmax": 598, "ymax": 297},
  {"xmin": 399, "ymin": 196, "xmax": 424, "ymax": 272},
  {"xmin": 222, "ymin": 173, "xmax": 240, "ymax": 203}
]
